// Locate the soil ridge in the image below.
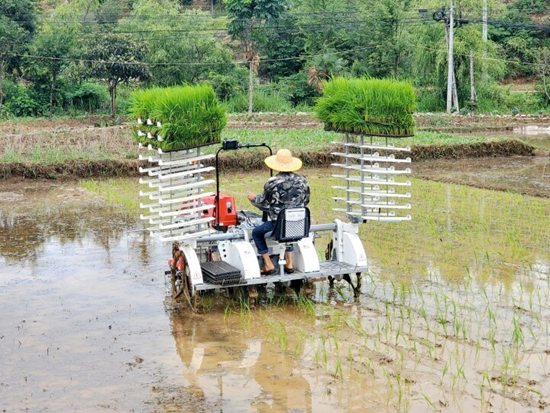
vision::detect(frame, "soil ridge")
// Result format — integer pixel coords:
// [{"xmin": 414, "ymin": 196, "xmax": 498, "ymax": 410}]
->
[{"xmin": 0, "ymin": 140, "xmax": 535, "ymax": 180}]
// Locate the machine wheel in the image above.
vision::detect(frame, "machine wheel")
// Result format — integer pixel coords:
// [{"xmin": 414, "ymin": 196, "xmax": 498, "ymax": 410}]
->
[
  {"xmin": 356, "ymin": 272, "xmax": 362, "ymax": 296},
  {"xmin": 290, "ymin": 279, "xmax": 302, "ymax": 296},
  {"xmin": 342, "ymin": 273, "xmax": 362, "ymax": 298},
  {"xmin": 248, "ymin": 286, "xmax": 259, "ymax": 308},
  {"xmin": 171, "ymin": 251, "xmax": 200, "ymax": 312}
]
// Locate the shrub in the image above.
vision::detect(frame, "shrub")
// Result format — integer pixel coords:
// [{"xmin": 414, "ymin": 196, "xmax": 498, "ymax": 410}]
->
[
  {"xmin": 315, "ymin": 77, "xmax": 416, "ymax": 136},
  {"xmin": 222, "ymin": 87, "xmax": 292, "ymax": 113},
  {"xmin": 4, "ymin": 84, "xmax": 46, "ymax": 117},
  {"xmin": 63, "ymin": 82, "xmax": 110, "ymax": 113},
  {"xmin": 416, "ymin": 87, "xmax": 444, "ymax": 112},
  {"xmin": 207, "ymin": 67, "xmax": 247, "ymax": 101},
  {"xmin": 253, "ymin": 86, "xmax": 292, "ymax": 112},
  {"xmin": 129, "ymin": 84, "xmax": 226, "ymax": 151},
  {"xmin": 277, "ymin": 72, "xmax": 320, "ymax": 107}
]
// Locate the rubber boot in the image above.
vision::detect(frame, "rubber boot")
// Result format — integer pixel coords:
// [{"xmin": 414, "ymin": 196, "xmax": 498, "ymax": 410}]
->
[
  {"xmin": 261, "ymin": 253, "xmax": 275, "ymax": 275},
  {"xmin": 284, "ymin": 251, "xmax": 294, "ymax": 274}
]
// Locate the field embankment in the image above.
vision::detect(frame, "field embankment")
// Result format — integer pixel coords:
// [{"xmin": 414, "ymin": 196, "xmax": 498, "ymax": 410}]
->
[{"xmin": 0, "ymin": 114, "xmax": 545, "ymax": 180}]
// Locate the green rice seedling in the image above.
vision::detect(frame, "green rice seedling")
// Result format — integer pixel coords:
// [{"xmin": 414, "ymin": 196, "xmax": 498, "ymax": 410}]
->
[
  {"xmin": 421, "ymin": 393, "xmax": 435, "ymax": 409},
  {"xmin": 315, "ymin": 77, "xmax": 415, "ymax": 137},
  {"xmin": 130, "ymin": 84, "xmax": 226, "ymax": 151},
  {"xmin": 511, "ymin": 315, "xmax": 524, "ymax": 348},
  {"xmin": 335, "ymin": 358, "xmax": 343, "ymax": 380}
]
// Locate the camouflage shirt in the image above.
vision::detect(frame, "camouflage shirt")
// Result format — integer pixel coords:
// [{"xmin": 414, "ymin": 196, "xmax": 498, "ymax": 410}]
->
[{"xmin": 252, "ymin": 172, "xmax": 310, "ymax": 221}]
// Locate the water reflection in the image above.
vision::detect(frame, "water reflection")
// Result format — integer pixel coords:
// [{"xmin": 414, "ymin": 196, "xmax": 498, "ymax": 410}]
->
[
  {"xmin": 0, "ymin": 183, "xmax": 135, "ymax": 263},
  {"xmin": 513, "ymin": 125, "xmax": 550, "ymax": 136},
  {"xmin": 170, "ymin": 310, "xmax": 313, "ymax": 413},
  {"xmin": 414, "ymin": 155, "xmax": 550, "ymax": 197}
]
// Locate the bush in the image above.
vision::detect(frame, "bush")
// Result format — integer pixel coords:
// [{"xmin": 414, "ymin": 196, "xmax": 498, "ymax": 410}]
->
[
  {"xmin": 277, "ymin": 72, "xmax": 320, "ymax": 107},
  {"xmin": 416, "ymin": 87, "xmax": 444, "ymax": 112},
  {"xmin": 222, "ymin": 87, "xmax": 292, "ymax": 113},
  {"xmin": 253, "ymin": 86, "xmax": 292, "ymax": 112},
  {"xmin": 505, "ymin": 91, "xmax": 545, "ymax": 114},
  {"xmin": 476, "ymin": 83, "xmax": 548, "ymax": 114},
  {"xmin": 63, "ymin": 82, "xmax": 110, "ymax": 113},
  {"xmin": 207, "ymin": 67, "xmax": 248, "ymax": 101},
  {"xmin": 476, "ymin": 82, "xmax": 508, "ymax": 113},
  {"xmin": 315, "ymin": 77, "xmax": 416, "ymax": 136},
  {"xmin": 223, "ymin": 93, "xmax": 247, "ymax": 113},
  {"xmin": 4, "ymin": 84, "xmax": 46, "ymax": 117}
]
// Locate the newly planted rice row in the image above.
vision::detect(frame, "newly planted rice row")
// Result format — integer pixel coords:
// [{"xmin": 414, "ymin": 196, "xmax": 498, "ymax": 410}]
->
[{"xmin": 82, "ymin": 170, "xmax": 550, "ymax": 411}]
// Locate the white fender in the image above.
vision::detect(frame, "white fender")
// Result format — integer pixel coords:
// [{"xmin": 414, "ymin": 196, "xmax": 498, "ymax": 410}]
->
[
  {"xmin": 181, "ymin": 244, "xmax": 204, "ymax": 287},
  {"xmin": 341, "ymin": 232, "xmax": 368, "ymax": 267},
  {"xmin": 294, "ymin": 237, "xmax": 320, "ymax": 273},
  {"xmin": 221, "ymin": 241, "xmax": 261, "ymax": 280},
  {"xmin": 334, "ymin": 219, "xmax": 368, "ymax": 267}
]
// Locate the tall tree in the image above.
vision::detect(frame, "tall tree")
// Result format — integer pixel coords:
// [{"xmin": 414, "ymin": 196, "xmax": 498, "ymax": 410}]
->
[
  {"xmin": 0, "ymin": 0, "xmax": 37, "ymax": 110},
  {"xmin": 225, "ymin": 0, "xmax": 286, "ymax": 115},
  {"xmin": 355, "ymin": 0, "xmax": 414, "ymax": 78},
  {"xmin": 82, "ymin": 32, "xmax": 149, "ymax": 117},
  {"xmin": 29, "ymin": 7, "xmax": 81, "ymax": 118},
  {"xmin": 254, "ymin": 10, "xmax": 305, "ymax": 81},
  {"xmin": 119, "ymin": 0, "xmax": 234, "ymax": 86}
]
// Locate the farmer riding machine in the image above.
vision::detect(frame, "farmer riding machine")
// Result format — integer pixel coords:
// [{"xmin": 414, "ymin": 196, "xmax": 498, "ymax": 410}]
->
[{"xmin": 132, "ymin": 80, "xmax": 415, "ymax": 309}]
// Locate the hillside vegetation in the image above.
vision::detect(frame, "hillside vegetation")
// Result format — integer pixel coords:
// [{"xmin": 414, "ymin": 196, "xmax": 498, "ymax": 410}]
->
[{"xmin": 0, "ymin": 0, "xmax": 549, "ymax": 118}]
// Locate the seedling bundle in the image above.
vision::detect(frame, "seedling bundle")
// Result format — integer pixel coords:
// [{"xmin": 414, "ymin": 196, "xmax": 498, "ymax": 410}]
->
[
  {"xmin": 130, "ymin": 84, "xmax": 226, "ymax": 151},
  {"xmin": 315, "ymin": 77, "xmax": 415, "ymax": 137}
]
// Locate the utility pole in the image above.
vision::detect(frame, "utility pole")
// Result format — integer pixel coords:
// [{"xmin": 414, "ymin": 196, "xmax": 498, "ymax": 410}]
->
[
  {"xmin": 482, "ymin": 0, "xmax": 488, "ymax": 80},
  {"xmin": 248, "ymin": 59, "xmax": 253, "ymax": 117},
  {"xmin": 482, "ymin": 0, "xmax": 488, "ymax": 43},
  {"xmin": 446, "ymin": 0, "xmax": 455, "ymax": 113},
  {"xmin": 470, "ymin": 50, "xmax": 476, "ymax": 117}
]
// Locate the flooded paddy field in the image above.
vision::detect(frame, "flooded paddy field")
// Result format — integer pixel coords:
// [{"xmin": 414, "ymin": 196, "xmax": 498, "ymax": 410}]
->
[
  {"xmin": 414, "ymin": 155, "xmax": 550, "ymax": 198},
  {"xmin": 1, "ymin": 163, "xmax": 550, "ymax": 412}
]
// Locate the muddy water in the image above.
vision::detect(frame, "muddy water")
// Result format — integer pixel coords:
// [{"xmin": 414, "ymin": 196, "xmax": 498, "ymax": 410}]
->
[
  {"xmin": 2, "ymin": 178, "xmax": 550, "ymax": 412},
  {"xmin": 415, "ymin": 155, "xmax": 550, "ymax": 197},
  {"xmin": 0, "ymin": 183, "xmax": 174, "ymax": 411},
  {"xmin": 0, "ymin": 183, "xmax": 388, "ymax": 412}
]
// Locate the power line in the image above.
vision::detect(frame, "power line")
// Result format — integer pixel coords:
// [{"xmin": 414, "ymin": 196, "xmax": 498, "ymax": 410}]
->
[{"xmin": 10, "ymin": 44, "xmax": 380, "ymax": 67}]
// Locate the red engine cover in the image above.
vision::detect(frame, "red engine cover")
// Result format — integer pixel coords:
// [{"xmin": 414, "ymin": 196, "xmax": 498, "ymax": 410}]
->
[{"xmin": 200, "ymin": 194, "xmax": 238, "ymax": 227}]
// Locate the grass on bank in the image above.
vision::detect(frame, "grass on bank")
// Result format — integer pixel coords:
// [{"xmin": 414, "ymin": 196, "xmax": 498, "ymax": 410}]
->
[{"xmin": 0, "ymin": 125, "xmax": 530, "ymax": 164}]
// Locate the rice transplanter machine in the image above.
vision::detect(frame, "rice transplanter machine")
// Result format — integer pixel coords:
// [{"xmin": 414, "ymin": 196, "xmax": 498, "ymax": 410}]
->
[{"xmin": 137, "ymin": 130, "xmax": 412, "ymax": 307}]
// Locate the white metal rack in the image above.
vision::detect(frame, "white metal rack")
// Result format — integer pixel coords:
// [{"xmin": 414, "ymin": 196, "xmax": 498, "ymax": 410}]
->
[
  {"xmin": 138, "ymin": 143, "xmax": 216, "ymax": 242},
  {"xmin": 331, "ymin": 133, "xmax": 413, "ymax": 223}
]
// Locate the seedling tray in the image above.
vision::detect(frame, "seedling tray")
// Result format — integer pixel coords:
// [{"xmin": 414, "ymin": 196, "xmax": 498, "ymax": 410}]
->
[{"xmin": 201, "ymin": 261, "xmax": 242, "ymax": 285}]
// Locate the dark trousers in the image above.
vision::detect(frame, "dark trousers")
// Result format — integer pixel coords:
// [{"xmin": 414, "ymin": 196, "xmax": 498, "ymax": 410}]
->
[
  {"xmin": 252, "ymin": 220, "xmax": 295, "ymax": 255},
  {"xmin": 252, "ymin": 220, "xmax": 275, "ymax": 255}
]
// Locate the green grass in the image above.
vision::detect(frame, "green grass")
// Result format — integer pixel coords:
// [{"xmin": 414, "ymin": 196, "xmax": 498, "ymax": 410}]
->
[
  {"xmin": 80, "ymin": 178, "xmax": 140, "ymax": 215},
  {"xmin": 0, "ymin": 126, "xmax": 523, "ymax": 164},
  {"xmin": 219, "ymin": 129, "xmax": 515, "ymax": 152},
  {"xmin": 0, "ymin": 145, "xmax": 111, "ymax": 163}
]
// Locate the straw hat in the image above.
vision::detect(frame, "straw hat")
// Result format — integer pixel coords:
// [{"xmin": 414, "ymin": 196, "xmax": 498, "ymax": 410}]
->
[{"xmin": 264, "ymin": 149, "xmax": 302, "ymax": 172}]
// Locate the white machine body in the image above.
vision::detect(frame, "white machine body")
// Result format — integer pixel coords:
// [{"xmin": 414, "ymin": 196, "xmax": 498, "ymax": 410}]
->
[
  {"xmin": 334, "ymin": 219, "xmax": 368, "ymax": 268},
  {"xmin": 219, "ymin": 241, "xmax": 261, "ymax": 280},
  {"xmin": 181, "ymin": 244, "xmax": 204, "ymax": 286},
  {"xmin": 293, "ymin": 237, "xmax": 320, "ymax": 273}
]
